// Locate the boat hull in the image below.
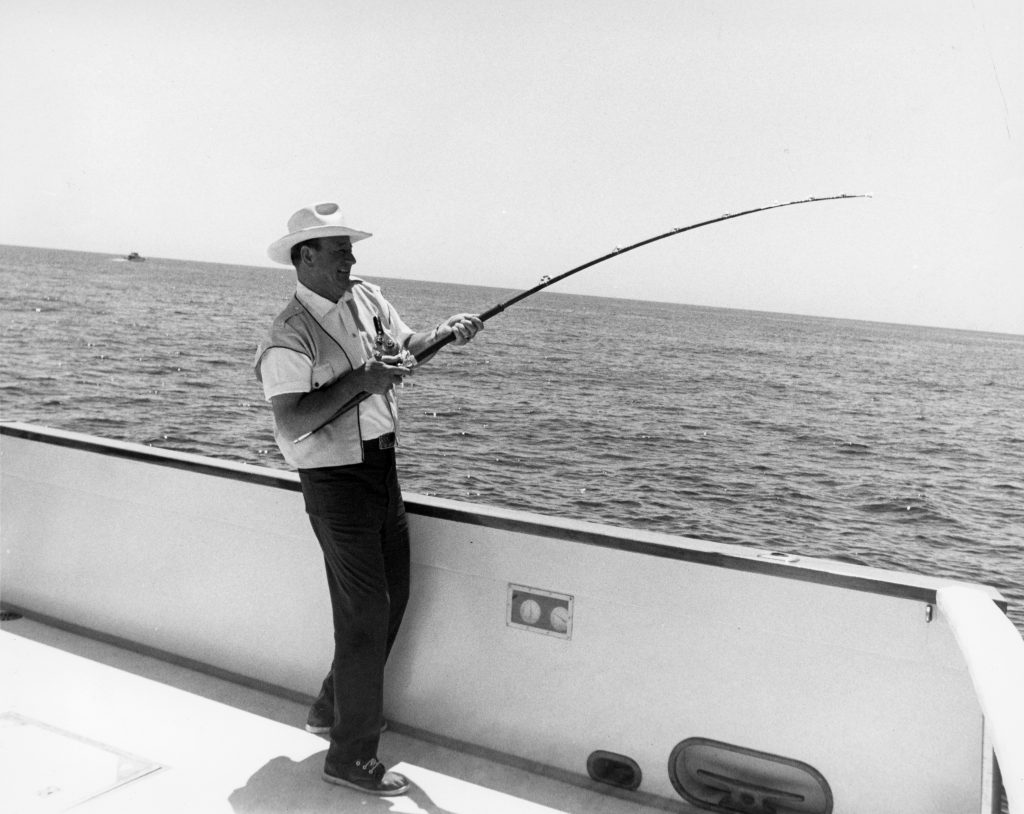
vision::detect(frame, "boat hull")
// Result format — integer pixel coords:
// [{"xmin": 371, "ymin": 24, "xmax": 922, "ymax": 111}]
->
[{"xmin": 0, "ymin": 423, "xmax": 1005, "ymax": 811}]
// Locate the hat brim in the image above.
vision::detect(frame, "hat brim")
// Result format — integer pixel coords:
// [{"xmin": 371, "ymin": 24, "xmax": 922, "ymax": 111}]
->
[{"xmin": 267, "ymin": 225, "xmax": 373, "ymax": 265}]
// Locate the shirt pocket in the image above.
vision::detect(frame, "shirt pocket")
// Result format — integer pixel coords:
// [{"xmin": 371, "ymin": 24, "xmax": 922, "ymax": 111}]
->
[{"xmin": 311, "ymin": 361, "xmax": 338, "ymax": 391}]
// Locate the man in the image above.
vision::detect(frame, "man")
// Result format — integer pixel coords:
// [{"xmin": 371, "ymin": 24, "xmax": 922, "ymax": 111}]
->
[{"xmin": 255, "ymin": 202, "xmax": 482, "ymax": 795}]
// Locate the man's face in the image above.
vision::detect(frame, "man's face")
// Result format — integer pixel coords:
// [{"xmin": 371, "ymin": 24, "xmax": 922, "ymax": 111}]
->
[{"xmin": 299, "ymin": 236, "xmax": 356, "ymax": 301}]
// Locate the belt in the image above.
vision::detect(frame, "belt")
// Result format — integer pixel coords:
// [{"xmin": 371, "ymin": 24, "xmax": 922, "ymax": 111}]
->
[{"xmin": 365, "ymin": 432, "xmax": 396, "ymax": 451}]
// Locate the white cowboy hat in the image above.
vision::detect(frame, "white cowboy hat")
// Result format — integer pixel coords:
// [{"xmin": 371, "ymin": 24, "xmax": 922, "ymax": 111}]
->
[{"xmin": 267, "ymin": 202, "xmax": 372, "ymax": 265}]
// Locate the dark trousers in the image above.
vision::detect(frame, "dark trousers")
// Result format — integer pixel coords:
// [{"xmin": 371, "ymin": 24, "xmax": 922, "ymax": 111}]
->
[{"xmin": 298, "ymin": 443, "xmax": 410, "ymax": 768}]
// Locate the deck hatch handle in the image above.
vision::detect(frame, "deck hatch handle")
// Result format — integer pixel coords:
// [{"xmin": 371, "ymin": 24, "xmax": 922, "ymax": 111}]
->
[{"xmin": 668, "ymin": 737, "xmax": 832, "ymax": 813}]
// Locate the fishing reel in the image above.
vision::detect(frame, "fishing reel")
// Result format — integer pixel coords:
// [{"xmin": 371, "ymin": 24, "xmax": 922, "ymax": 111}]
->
[
  {"xmin": 373, "ymin": 316, "xmax": 415, "ymax": 366},
  {"xmin": 372, "ymin": 316, "xmax": 398, "ymax": 359}
]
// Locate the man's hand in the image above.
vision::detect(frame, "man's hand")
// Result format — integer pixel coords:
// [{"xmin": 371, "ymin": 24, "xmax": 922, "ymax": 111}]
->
[
  {"xmin": 359, "ymin": 356, "xmax": 412, "ymax": 394},
  {"xmin": 441, "ymin": 314, "xmax": 484, "ymax": 346}
]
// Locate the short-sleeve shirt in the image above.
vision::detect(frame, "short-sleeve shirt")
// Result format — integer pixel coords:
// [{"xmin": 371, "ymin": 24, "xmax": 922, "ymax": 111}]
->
[{"xmin": 260, "ymin": 281, "xmax": 413, "ymax": 440}]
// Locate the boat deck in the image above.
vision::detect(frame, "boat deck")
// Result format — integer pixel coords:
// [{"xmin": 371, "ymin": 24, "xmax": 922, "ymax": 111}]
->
[{"xmin": 0, "ymin": 615, "xmax": 675, "ymax": 813}]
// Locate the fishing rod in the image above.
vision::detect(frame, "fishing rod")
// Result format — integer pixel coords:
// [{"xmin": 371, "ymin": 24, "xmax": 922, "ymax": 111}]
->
[{"xmin": 294, "ymin": 193, "xmax": 869, "ymax": 442}]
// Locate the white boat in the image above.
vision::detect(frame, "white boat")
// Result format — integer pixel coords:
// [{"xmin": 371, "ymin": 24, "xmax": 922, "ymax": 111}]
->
[{"xmin": 2, "ymin": 422, "xmax": 1021, "ymax": 813}]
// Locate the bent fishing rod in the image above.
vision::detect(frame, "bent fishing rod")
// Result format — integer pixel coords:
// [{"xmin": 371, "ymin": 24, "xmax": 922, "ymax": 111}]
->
[{"xmin": 294, "ymin": 193, "xmax": 869, "ymax": 443}]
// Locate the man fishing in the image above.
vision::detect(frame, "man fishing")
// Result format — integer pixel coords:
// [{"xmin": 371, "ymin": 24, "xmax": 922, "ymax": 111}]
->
[
  {"xmin": 252, "ymin": 193, "xmax": 862, "ymax": 797},
  {"xmin": 255, "ymin": 202, "xmax": 482, "ymax": 796}
]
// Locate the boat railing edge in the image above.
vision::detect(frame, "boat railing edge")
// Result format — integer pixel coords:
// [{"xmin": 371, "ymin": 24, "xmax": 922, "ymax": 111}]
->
[
  {"xmin": 1, "ymin": 421, "xmax": 1006, "ymax": 608},
  {"xmin": 937, "ymin": 585, "xmax": 1024, "ymax": 812}
]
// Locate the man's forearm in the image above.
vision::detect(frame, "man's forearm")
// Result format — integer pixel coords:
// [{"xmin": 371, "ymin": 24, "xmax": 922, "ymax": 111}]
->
[
  {"xmin": 275, "ymin": 368, "xmax": 369, "ymax": 440},
  {"xmin": 406, "ymin": 324, "xmax": 449, "ymax": 362}
]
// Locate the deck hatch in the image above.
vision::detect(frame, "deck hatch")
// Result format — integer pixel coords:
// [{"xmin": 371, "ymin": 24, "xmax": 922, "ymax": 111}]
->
[
  {"xmin": 668, "ymin": 737, "xmax": 832, "ymax": 813},
  {"xmin": 0, "ymin": 712, "xmax": 162, "ymax": 812}
]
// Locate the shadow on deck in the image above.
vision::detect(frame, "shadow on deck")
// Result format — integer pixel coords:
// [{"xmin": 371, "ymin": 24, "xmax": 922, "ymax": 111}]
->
[{"xmin": 0, "ymin": 615, "xmax": 675, "ymax": 813}]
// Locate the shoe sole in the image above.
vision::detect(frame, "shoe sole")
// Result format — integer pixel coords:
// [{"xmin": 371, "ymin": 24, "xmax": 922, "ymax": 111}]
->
[
  {"xmin": 321, "ymin": 771, "xmax": 410, "ymax": 796},
  {"xmin": 305, "ymin": 721, "xmax": 388, "ymax": 735}
]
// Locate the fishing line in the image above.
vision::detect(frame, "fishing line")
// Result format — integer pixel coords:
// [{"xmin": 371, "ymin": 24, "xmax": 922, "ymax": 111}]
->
[{"xmin": 294, "ymin": 193, "xmax": 870, "ymax": 442}]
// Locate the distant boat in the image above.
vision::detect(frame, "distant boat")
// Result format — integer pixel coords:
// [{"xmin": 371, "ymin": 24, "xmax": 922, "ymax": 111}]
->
[{"xmin": 125, "ymin": 252, "xmax": 145, "ymax": 262}]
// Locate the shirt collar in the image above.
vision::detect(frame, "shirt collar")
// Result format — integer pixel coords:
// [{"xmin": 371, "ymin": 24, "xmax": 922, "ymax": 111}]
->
[{"xmin": 295, "ymin": 278, "xmax": 364, "ymax": 318}]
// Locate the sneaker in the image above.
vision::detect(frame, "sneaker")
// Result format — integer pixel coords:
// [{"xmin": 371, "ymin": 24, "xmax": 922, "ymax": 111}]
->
[
  {"xmin": 322, "ymin": 757, "xmax": 410, "ymax": 796},
  {"xmin": 304, "ymin": 713, "xmax": 331, "ymax": 735},
  {"xmin": 305, "ymin": 713, "xmax": 387, "ymax": 735}
]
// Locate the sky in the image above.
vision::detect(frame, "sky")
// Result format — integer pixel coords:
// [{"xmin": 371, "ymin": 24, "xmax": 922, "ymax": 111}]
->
[{"xmin": 2, "ymin": 0, "xmax": 1022, "ymax": 334}]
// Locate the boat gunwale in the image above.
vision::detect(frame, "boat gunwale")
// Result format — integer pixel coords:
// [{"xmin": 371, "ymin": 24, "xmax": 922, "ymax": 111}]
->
[{"xmin": 1, "ymin": 421, "xmax": 1006, "ymax": 610}]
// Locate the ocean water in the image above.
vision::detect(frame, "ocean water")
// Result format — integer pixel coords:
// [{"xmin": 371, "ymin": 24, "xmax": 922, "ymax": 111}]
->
[{"xmin": 2, "ymin": 245, "xmax": 1023, "ymax": 638}]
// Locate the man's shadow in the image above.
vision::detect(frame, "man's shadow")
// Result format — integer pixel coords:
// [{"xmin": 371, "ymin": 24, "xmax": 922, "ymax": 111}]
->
[{"xmin": 229, "ymin": 753, "xmax": 456, "ymax": 814}]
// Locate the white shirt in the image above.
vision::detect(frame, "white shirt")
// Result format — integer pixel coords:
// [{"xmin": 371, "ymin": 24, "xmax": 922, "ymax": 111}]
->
[{"xmin": 261, "ymin": 282, "xmax": 413, "ymax": 440}]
